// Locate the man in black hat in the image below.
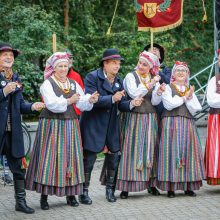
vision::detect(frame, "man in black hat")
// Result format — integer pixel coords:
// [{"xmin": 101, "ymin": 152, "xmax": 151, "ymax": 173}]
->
[
  {"xmin": 0, "ymin": 42, "xmax": 45, "ymax": 214},
  {"xmin": 79, "ymin": 48, "xmax": 143, "ymax": 204}
]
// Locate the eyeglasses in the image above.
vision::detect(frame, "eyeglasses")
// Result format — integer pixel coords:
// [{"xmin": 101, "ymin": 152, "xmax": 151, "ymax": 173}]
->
[{"xmin": 175, "ymin": 69, "xmax": 187, "ymax": 73}]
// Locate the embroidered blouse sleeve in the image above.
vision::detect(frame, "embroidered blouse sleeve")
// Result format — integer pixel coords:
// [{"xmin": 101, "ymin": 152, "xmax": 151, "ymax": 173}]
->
[
  {"xmin": 162, "ymin": 85, "xmax": 184, "ymax": 110},
  {"xmin": 75, "ymin": 82, "xmax": 93, "ymax": 111},
  {"xmin": 40, "ymin": 79, "xmax": 68, "ymax": 113},
  {"xmin": 207, "ymin": 76, "xmax": 220, "ymax": 108},
  {"xmin": 184, "ymin": 93, "xmax": 202, "ymax": 114},
  {"xmin": 123, "ymin": 72, "xmax": 148, "ymax": 99},
  {"xmin": 151, "ymin": 82, "xmax": 162, "ymax": 106}
]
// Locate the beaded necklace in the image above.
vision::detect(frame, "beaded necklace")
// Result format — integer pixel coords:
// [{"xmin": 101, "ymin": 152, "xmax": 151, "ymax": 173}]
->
[
  {"xmin": 136, "ymin": 71, "xmax": 151, "ymax": 90},
  {"xmin": 53, "ymin": 75, "xmax": 70, "ymax": 94},
  {"xmin": 171, "ymin": 83, "xmax": 189, "ymax": 97}
]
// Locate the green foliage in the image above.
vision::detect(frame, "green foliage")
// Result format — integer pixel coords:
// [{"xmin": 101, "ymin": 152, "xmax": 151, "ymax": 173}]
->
[{"xmin": 0, "ymin": 0, "xmax": 216, "ymax": 106}]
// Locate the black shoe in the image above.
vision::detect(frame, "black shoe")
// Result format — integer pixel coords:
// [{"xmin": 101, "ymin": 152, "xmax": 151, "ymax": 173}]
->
[
  {"xmin": 120, "ymin": 191, "xmax": 128, "ymax": 199},
  {"xmin": 148, "ymin": 187, "xmax": 160, "ymax": 196},
  {"xmin": 167, "ymin": 191, "xmax": 175, "ymax": 198},
  {"xmin": 40, "ymin": 195, "xmax": 49, "ymax": 210},
  {"xmin": 185, "ymin": 190, "xmax": 197, "ymax": 197},
  {"xmin": 66, "ymin": 196, "xmax": 79, "ymax": 207},
  {"xmin": 14, "ymin": 179, "xmax": 35, "ymax": 214},
  {"xmin": 106, "ymin": 187, "xmax": 117, "ymax": 202},
  {"xmin": 79, "ymin": 189, "xmax": 92, "ymax": 205}
]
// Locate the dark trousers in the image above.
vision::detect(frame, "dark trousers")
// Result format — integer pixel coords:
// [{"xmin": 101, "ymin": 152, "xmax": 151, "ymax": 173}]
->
[
  {"xmin": 83, "ymin": 150, "xmax": 119, "ymax": 174},
  {"xmin": 1, "ymin": 132, "xmax": 25, "ymax": 180}
]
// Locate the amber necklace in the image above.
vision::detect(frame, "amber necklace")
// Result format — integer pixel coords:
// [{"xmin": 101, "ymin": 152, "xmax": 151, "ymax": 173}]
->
[
  {"xmin": 136, "ymin": 71, "xmax": 151, "ymax": 90},
  {"xmin": 171, "ymin": 83, "xmax": 189, "ymax": 97},
  {"xmin": 53, "ymin": 75, "xmax": 70, "ymax": 94}
]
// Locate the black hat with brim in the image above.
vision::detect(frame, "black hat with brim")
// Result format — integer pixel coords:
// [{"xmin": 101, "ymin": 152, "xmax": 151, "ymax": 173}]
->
[
  {"xmin": 0, "ymin": 42, "xmax": 21, "ymax": 58},
  {"xmin": 100, "ymin": 48, "xmax": 124, "ymax": 66},
  {"xmin": 143, "ymin": 43, "xmax": 165, "ymax": 63}
]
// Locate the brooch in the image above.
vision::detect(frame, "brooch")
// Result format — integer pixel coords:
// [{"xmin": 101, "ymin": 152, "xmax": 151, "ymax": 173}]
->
[{"xmin": 70, "ymin": 83, "xmax": 75, "ymax": 90}]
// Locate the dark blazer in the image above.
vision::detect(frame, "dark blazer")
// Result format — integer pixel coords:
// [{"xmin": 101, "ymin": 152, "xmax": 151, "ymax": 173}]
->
[
  {"xmin": 0, "ymin": 73, "xmax": 33, "ymax": 158},
  {"xmin": 80, "ymin": 68, "xmax": 131, "ymax": 153}
]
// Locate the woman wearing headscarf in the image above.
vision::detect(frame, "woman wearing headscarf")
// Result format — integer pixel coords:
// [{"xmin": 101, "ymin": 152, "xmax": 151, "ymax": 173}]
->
[
  {"xmin": 157, "ymin": 61, "xmax": 205, "ymax": 198},
  {"xmin": 116, "ymin": 51, "xmax": 165, "ymax": 199},
  {"xmin": 25, "ymin": 52, "xmax": 99, "ymax": 209},
  {"xmin": 205, "ymin": 49, "xmax": 220, "ymax": 185}
]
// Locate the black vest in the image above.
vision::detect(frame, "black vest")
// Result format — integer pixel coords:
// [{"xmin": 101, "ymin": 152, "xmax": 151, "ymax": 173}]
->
[
  {"xmin": 162, "ymin": 84, "xmax": 193, "ymax": 119},
  {"xmin": 40, "ymin": 77, "xmax": 78, "ymax": 119},
  {"xmin": 131, "ymin": 72, "xmax": 157, "ymax": 114}
]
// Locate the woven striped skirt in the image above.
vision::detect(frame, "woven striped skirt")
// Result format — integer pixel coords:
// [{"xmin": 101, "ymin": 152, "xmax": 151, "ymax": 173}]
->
[
  {"xmin": 205, "ymin": 114, "xmax": 220, "ymax": 185},
  {"xmin": 157, "ymin": 116, "xmax": 205, "ymax": 191},
  {"xmin": 116, "ymin": 112, "xmax": 158, "ymax": 192},
  {"xmin": 25, "ymin": 118, "xmax": 84, "ymax": 197}
]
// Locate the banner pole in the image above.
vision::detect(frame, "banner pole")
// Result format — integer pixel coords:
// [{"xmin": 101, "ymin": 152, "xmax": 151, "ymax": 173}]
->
[
  {"xmin": 150, "ymin": 28, "xmax": 153, "ymax": 50},
  {"xmin": 53, "ymin": 33, "xmax": 57, "ymax": 53}
]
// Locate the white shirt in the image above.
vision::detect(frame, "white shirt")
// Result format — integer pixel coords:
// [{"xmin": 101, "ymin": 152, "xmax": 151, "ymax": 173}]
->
[
  {"xmin": 207, "ymin": 76, "xmax": 220, "ymax": 108},
  {"xmin": 123, "ymin": 72, "xmax": 162, "ymax": 106},
  {"xmin": 162, "ymin": 84, "xmax": 202, "ymax": 115},
  {"xmin": 40, "ymin": 77, "xmax": 93, "ymax": 113}
]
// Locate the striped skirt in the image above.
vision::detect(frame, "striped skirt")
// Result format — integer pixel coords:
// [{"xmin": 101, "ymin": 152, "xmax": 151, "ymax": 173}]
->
[
  {"xmin": 157, "ymin": 116, "xmax": 205, "ymax": 191},
  {"xmin": 116, "ymin": 112, "xmax": 158, "ymax": 192},
  {"xmin": 25, "ymin": 118, "xmax": 84, "ymax": 197},
  {"xmin": 205, "ymin": 114, "xmax": 220, "ymax": 185}
]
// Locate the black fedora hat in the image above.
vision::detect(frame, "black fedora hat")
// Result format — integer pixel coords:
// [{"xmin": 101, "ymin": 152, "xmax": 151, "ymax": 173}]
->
[
  {"xmin": 143, "ymin": 43, "xmax": 165, "ymax": 63},
  {"xmin": 100, "ymin": 48, "xmax": 124, "ymax": 66},
  {"xmin": 0, "ymin": 42, "xmax": 21, "ymax": 58}
]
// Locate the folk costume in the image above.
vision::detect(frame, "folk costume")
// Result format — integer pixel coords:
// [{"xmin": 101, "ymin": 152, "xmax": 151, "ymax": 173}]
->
[
  {"xmin": 79, "ymin": 49, "xmax": 131, "ymax": 204},
  {"xmin": 157, "ymin": 62, "xmax": 205, "ymax": 197},
  {"xmin": 0, "ymin": 43, "xmax": 35, "ymax": 214},
  {"xmin": 25, "ymin": 52, "xmax": 93, "ymax": 208},
  {"xmin": 144, "ymin": 43, "xmax": 171, "ymax": 117},
  {"xmin": 205, "ymin": 73, "xmax": 220, "ymax": 185},
  {"xmin": 116, "ymin": 51, "xmax": 161, "ymax": 198}
]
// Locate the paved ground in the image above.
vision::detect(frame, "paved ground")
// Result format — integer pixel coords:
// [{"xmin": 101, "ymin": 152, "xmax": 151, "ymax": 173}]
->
[{"xmin": 1, "ymin": 126, "xmax": 220, "ymax": 220}]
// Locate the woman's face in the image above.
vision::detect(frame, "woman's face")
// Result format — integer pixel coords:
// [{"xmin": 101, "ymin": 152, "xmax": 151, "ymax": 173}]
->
[
  {"xmin": 137, "ymin": 58, "xmax": 150, "ymax": 75},
  {"xmin": 54, "ymin": 61, "xmax": 69, "ymax": 78},
  {"xmin": 173, "ymin": 68, "xmax": 188, "ymax": 83}
]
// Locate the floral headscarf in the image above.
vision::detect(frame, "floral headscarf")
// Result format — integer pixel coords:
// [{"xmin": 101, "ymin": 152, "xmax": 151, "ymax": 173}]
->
[
  {"xmin": 138, "ymin": 51, "xmax": 160, "ymax": 75},
  {"xmin": 44, "ymin": 52, "xmax": 71, "ymax": 80},
  {"xmin": 170, "ymin": 61, "xmax": 190, "ymax": 85}
]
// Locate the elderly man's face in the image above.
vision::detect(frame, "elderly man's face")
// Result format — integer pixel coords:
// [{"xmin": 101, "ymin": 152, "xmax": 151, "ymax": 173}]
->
[{"xmin": 0, "ymin": 50, "xmax": 14, "ymax": 69}]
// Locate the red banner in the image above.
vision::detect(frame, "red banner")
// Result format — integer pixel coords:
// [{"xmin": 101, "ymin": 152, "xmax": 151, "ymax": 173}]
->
[{"xmin": 135, "ymin": 0, "xmax": 183, "ymax": 32}]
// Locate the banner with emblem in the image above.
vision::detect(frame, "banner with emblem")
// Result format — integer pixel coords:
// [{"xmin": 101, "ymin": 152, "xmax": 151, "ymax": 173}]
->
[{"xmin": 135, "ymin": 0, "xmax": 184, "ymax": 32}]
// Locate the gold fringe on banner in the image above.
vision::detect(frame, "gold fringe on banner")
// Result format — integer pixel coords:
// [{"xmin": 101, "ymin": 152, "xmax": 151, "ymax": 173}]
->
[{"xmin": 106, "ymin": 0, "xmax": 119, "ymax": 36}]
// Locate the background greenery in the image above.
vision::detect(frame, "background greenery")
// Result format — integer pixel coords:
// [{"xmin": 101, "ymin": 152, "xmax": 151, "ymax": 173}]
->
[{"xmin": 0, "ymin": 0, "xmax": 216, "ymax": 108}]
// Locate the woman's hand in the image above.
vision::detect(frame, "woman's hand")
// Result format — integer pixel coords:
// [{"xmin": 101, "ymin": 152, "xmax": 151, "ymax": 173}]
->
[
  {"xmin": 157, "ymin": 83, "xmax": 166, "ymax": 96},
  {"xmin": 89, "ymin": 91, "xmax": 99, "ymax": 104},
  {"xmin": 67, "ymin": 93, "xmax": 80, "ymax": 105},
  {"xmin": 185, "ymin": 85, "xmax": 194, "ymax": 100},
  {"xmin": 131, "ymin": 96, "xmax": 144, "ymax": 107}
]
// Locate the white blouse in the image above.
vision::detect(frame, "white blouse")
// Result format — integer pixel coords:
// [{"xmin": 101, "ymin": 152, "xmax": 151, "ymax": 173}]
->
[
  {"xmin": 162, "ymin": 84, "xmax": 202, "ymax": 115},
  {"xmin": 40, "ymin": 77, "xmax": 93, "ymax": 113},
  {"xmin": 123, "ymin": 72, "xmax": 162, "ymax": 106},
  {"xmin": 207, "ymin": 76, "xmax": 220, "ymax": 108}
]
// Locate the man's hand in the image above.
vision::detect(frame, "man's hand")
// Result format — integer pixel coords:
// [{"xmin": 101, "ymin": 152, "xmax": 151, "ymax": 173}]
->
[
  {"xmin": 89, "ymin": 91, "xmax": 99, "ymax": 104},
  {"xmin": 112, "ymin": 90, "xmax": 125, "ymax": 102},
  {"xmin": 32, "ymin": 102, "xmax": 45, "ymax": 111},
  {"xmin": 3, "ymin": 82, "xmax": 17, "ymax": 96}
]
